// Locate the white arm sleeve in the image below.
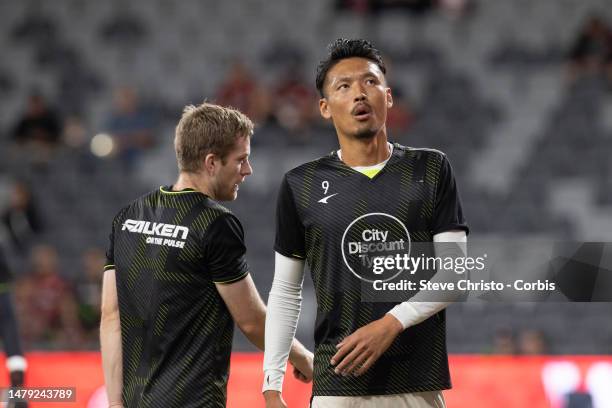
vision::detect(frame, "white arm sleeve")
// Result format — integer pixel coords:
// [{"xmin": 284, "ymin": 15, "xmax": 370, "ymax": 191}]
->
[
  {"xmin": 262, "ymin": 252, "xmax": 305, "ymax": 392},
  {"xmin": 388, "ymin": 230, "xmax": 467, "ymax": 329}
]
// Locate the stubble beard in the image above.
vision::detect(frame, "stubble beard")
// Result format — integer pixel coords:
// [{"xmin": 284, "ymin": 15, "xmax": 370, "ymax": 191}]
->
[{"xmin": 353, "ymin": 126, "xmax": 377, "ymax": 140}]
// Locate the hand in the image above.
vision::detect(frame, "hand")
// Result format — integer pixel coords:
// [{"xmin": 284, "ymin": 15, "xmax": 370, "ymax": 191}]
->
[
  {"xmin": 263, "ymin": 390, "xmax": 287, "ymax": 408},
  {"xmin": 330, "ymin": 314, "xmax": 403, "ymax": 377},
  {"xmin": 289, "ymin": 349, "xmax": 314, "ymax": 383}
]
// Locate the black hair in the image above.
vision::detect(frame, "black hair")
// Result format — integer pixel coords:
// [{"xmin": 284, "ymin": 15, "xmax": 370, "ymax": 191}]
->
[{"xmin": 315, "ymin": 38, "xmax": 386, "ymax": 97}]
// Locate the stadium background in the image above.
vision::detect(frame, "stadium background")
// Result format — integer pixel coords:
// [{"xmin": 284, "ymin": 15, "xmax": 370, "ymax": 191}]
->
[{"xmin": 0, "ymin": 0, "xmax": 611, "ymax": 407}]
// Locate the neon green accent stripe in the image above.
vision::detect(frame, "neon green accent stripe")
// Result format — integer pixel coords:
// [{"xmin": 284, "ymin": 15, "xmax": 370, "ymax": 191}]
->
[
  {"xmin": 104, "ymin": 264, "xmax": 116, "ymax": 271},
  {"xmin": 214, "ymin": 272, "xmax": 249, "ymax": 285},
  {"xmin": 159, "ymin": 186, "xmax": 198, "ymax": 195},
  {"xmin": 291, "ymin": 253, "xmax": 305, "ymax": 259},
  {"xmin": 358, "ymin": 168, "xmax": 381, "ymax": 179}
]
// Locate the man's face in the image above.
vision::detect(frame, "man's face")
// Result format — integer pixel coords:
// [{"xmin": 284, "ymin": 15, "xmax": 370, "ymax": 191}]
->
[
  {"xmin": 319, "ymin": 57, "xmax": 392, "ymax": 140},
  {"xmin": 212, "ymin": 135, "xmax": 252, "ymax": 201}
]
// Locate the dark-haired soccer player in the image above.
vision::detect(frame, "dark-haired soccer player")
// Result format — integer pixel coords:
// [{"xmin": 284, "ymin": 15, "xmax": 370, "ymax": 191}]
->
[
  {"xmin": 263, "ymin": 39, "xmax": 468, "ymax": 408},
  {"xmin": 0, "ymin": 248, "xmax": 28, "ymax": 408},
  {"xmin": 100, "ymin": 103, "xmax": 312, "ymax": 408}
]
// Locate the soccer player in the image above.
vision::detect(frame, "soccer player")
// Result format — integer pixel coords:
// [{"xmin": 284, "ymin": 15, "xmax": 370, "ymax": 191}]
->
[
  {"xmin": 0, "ymin": 248, "xmax": 28, "ymax": 408},
  {"xmin": 100, "ymin": 103, "xmax": 312, "ymax": 408},
  {"xmin": 263, "ymin": 39, "xmax": 468, "ymax": 408}
]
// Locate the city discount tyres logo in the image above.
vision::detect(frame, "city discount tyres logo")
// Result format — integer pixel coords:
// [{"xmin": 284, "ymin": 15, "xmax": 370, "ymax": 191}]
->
[{"xmin": 341, "ymin": 213, "xmax": 411, "ymax": 283}]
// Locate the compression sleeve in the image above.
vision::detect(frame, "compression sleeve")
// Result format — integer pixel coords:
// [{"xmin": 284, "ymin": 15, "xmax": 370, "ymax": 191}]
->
[
  {"xmin": 262, "ymin": 252, "xmax": 305, "ymax": 392},
  {"xmin": 387, "ymin": 230, "xmax": 467, "ymax": 329}
]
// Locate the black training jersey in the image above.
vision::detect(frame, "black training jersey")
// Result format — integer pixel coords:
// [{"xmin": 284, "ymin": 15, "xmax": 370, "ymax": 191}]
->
[
  {"xmin": 105, "ymin": 186, "xmax": 249, "ymax": 408},
  {"xmin": 275, "ymin": 143, "xmax": 468, "ymax": 396}
]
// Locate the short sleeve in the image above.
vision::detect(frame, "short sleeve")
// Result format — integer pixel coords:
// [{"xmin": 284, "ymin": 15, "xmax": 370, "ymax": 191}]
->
[
  {"xmin": 105, "ymin": 208, "xmax": 126, "ymax": 271},
  {"xmin": 274, "ymin": 175, "xmax": 306, "ymax": 259},
  {"xmin": 431, "ymin": 155, "xmax": 469, "ymax": 236},
  {"xmin": 203, "ymin": 214, "xmax": 249, "ymax": 284},
  {"xmin": 104, "ymin": 224, "xmax": 115, "ymax": 271}
]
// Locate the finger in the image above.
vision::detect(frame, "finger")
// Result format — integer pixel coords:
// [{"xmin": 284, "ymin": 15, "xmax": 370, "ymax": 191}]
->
[
  {"xmin": 354, "ymin": 354, "xmax": 378, "ymax": 376},
  {"xmin": 344, "ymin": 349, "xmax": 372, "ymax": 376},
  {"xmin": 336, "ymin": 337, "xmax": 347, "ymax": 349},
  {"xmin": 330, "ymin": 340, "xmax": 355, "ymax": 365},
  {"xmin": 334, "ymin": 345, "xmax": 365, "ymax": 374}
]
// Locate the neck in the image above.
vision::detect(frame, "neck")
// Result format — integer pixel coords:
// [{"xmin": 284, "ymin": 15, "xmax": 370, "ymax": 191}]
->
[
  {"xmin": 173, "ymin": 172, "xmax": 215, "ymax": 198},
  {"xmin": 337, "ymin": 130, "xmax": 390, "ymax": 167}
]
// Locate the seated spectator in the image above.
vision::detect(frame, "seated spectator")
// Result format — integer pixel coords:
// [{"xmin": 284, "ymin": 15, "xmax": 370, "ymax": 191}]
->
[
  {"xmin": 104, "ymin": 86, "xmax": 155, "ymax": 168},
  {"xmin": 11, "ymin": 93, "xmax": 63, "ymax": 164},
  {"xmin": 271, "ymin": 65, "xmax": 318, "ymax": 134},
  {"xmin": 518, "ymin": 329, "xmax": 548, "ymax": 355},
  {"xmin": 75, "ymin": 247, "xmax": 104, "ymax": 347},
  {"xmin": 386, "ymin": 86, "xmax": 414, "ymax": 133},
  {"xmin": 14, "ymin": 245, "xmax": 84, "ymax": 349},
  {"xmin": 568, "ymin": 16, "xmax": 612, "ymax": 81},
  {"xmin": 491, "ymin": 328, "xmax": 516, "ymax": 355},
  {"xmin": 1, "ymin": 180, "xmax": 43, "ymax": 254},
  {"xmin": 216, "ymin": 61, "xmax": 271, "ymax": 125}
]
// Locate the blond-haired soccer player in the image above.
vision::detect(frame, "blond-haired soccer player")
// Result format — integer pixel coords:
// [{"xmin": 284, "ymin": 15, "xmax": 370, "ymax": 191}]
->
[{"xmin": 101, "ymin": 102, "xmax": 312, "ymax": 408}]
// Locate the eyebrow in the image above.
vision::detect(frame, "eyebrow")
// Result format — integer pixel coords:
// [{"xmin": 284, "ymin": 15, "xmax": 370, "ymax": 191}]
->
[{"xmin": 332, "ymin": 72, "xmax": 379, "ymax": 84}]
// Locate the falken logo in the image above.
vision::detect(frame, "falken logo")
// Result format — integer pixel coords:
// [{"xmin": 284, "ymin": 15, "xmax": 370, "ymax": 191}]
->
[{"xmin": 122, "ymin": 219, "xmax": 189, "ymax": 248}]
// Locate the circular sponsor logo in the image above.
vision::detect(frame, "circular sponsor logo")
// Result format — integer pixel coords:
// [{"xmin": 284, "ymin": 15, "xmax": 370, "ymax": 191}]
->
[{"xmin": 341, "ymin": 212, "xmax": 411, "ymax": 283}]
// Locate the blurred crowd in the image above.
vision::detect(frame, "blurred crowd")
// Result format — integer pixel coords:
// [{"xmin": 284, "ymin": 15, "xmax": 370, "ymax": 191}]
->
[
  {"xmin": 1, "ymin": 178, "xmax": 104, "ymax": 349},
  {"xmin": 1, "ymin": 5, "xmax": 611, "ymax": 352}
]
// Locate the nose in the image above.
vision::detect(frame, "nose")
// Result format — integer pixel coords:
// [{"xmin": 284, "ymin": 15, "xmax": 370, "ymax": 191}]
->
[
  {"xmin": 353, "ymin": 85, "xmax": 367, "ymax": 102},
  {"xmin": 242, "ymin": 159, "xmax": 253, "ymax": 176}
]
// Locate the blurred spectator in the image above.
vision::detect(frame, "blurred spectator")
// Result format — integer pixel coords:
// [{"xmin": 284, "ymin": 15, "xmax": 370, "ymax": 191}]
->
[
  {"xmin": 518, "ymin": 329, "xmax": 548, "ymax": 355},
  {"xmin": 438, "ymin": 0, "xmax": 476, "ymax": 20},
  {"xmin": 216, "ymin": 61, "xmax": 271, "ymax": 124},
  {"xmin": 104, "ymin": 86, "xmax": 155, "ymax": 168},
  {"xmin": 14, "ymin": 245, "xmax": 84, "ymax": 349},
  {"xmin": 568, "ymin": 16, "xmax": 612, "ymax": 81},
  {"xmin": 99, "ymin": 12, "xmax": 148, "ymax": 46},
  {"xmin": 335, "ymin": 0, "xmax": 435, "ymax": 15},
  {"xmin": 11, "ymin": 93, "xmax": 63, "ymax": 162},
  {"xmin": 386, "ymin": 86, "xmax": 414, "ymax": 133},
  {"xmin": 75, "ymin": 247, "xmax": 104, "ymax": 347},
  {"xmin": 10, "ymin": 12, "xmax": 57, "ymax": 45},
  {"xmin": 271, "ymin": 65, "xmax": 318, "ymax": 134},
  {"xmin": 492, "ymin": 328, "xmax": 516, "ymax": 355},
  {"xmin": 1, "ymin": 180, "xmax": 43, "ymax": 254}
]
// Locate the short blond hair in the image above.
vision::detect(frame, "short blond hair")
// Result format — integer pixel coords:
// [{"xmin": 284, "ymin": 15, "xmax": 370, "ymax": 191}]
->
[{"xmin": 174, "ymin": 102, "xmax": 254, "ymax": 172}]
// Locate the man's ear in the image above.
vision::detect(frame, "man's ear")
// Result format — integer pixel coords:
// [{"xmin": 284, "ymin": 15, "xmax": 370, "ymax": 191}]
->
[
  {"xmin": 319, "ymin": 98, "xmax": 332, "ymax": 120},
  {"xmin": 204, "ymin": 153, "xmax": 217, "ymax": 175},
  {"xmin": 386, "ymin": 88, "xmax": 393, "ymax": 109}
]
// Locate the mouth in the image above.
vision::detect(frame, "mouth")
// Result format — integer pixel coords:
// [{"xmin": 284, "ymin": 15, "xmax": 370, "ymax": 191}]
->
[{"xmin": 351, "ymin": 103, "xmax": 372, "ymax": 121}]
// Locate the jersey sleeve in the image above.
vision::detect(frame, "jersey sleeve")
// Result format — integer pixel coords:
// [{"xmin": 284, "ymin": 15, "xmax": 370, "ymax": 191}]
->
[
  {"xmin": 274, "ymin": 174, "xmax": 306, "ymax": 259},
  {"xmin": 431, "ymin": 154, "xmax": 469, "ymax": 236},
  {"xmin": 104, "ymin": 223, "xmax": 116, "ymax": 271},
  {"xmin": 202, "ymin": 213, "xmax": 249, "ymax": 284},
  {"xmin": 105, "ymin": 207, "xmax": 127, "ymax": 271}
]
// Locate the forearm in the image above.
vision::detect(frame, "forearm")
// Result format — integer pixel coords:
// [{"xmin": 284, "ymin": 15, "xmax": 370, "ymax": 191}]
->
[
  {"xmin": 100, "ymin": 314, "xmax": 123, "ymax": 405},
  {"xmin": 388, "ymin": 231, "xmax": 467, "ymax": 329},
  {"xmin": 240, "ymin": 302, "xmax": 267, "ymax": 351},
  {"xmin": 262, "ymin": 253, "xmax": 304, "ymax": 392}
]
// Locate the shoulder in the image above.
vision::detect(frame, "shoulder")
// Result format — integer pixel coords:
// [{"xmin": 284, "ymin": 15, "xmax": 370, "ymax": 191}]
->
[
  {"xmin": 283, "ymin": 152, "xmax": 342, "ymax": 186},
  {"xmin": 192, "ymin": 199, "xmax": 238, "ymax": 233},
  {"xmin": 110, "ymin": 188, "xmax": 159, "ymax": 224},
  {"xmin": 393, "ymin": 143, "xmax": 447, "ymax": 162}
]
